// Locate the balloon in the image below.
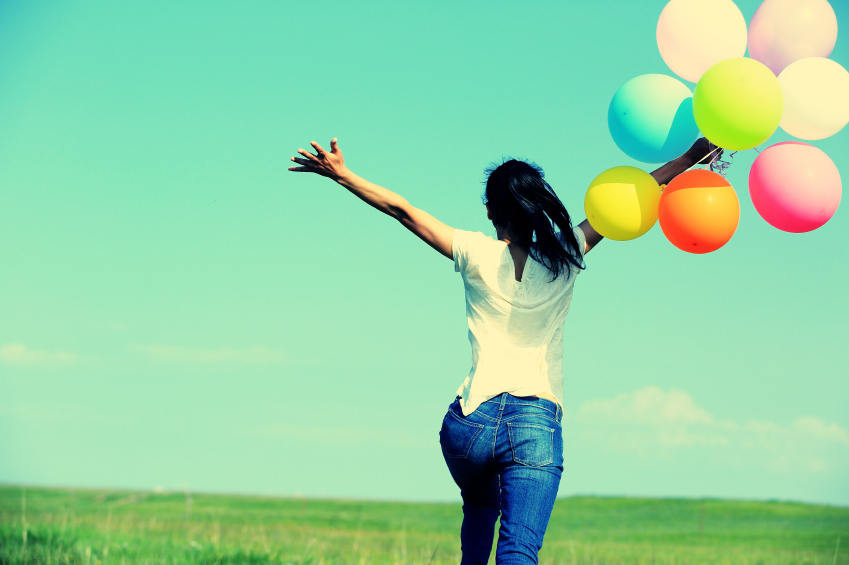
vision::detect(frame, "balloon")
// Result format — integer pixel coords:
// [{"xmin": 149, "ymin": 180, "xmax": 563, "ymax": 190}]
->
[
  {"xmin": 778, "ymin": 58, "xmax": 849, "ymax": 140},
  {"xmin": 748, "ymin": 0, "xmax": 838, "ymax": 76},
  {"xmin": 659, "ymin": 169, "xmax": 740, "ymax": 253},
  {"xmin": 584, "ymin": 167, "xmax": 661, "ymax": 241},
  {"xmin": 608, "ymin": 74, "xmax": 700, "ymax": 163},
  {"xmin": 749, "ymin": 142, "xmax": 842, "ymax": 233},
  {"xmin": 657, "ymin": 0, "xmax": 748, "ymax": 83},
  {"xmin": 693, "ymin": 58, "xmax": 783, "ymax": 150}
]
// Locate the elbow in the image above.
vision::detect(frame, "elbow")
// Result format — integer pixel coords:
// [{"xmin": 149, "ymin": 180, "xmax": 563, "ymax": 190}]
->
[{"xmin": 387, "ymin": 199, "xmax": 412, "ymax": 222}]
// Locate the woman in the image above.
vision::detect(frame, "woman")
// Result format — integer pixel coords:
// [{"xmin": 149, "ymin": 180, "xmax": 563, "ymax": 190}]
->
[{"xmin": 289, "ymin": 137, "xmax": 718, "ymax": 565}]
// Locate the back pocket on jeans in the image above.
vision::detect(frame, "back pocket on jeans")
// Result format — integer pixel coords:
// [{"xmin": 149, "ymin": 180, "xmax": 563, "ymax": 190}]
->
[
  {"xmin": 440, "ymin": 411, "xmax": 484, "ymax": 459},
  {"xmin": 507, "ymin": 423, "xmax": 554, "ymax": 466}
]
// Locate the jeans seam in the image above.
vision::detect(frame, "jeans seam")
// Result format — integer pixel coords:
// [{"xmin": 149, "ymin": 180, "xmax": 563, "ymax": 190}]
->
[
  {"xmin": 493, "ymin": 393, "xmax": 507, "ymax": 459},
  {"xmin": 501, "ymin": 413, "xmax": 561, "ymax": 426},
  {"xmin": 470, "ymin": 410, "xmax": 498, "ymax": 423},
  {"xmin": 452, "ymin": 403, "xmax": 498, "ymax": 424},
  {"xmin": 502, "ymin": 401, "xmax": 557, "ymax": 416}
]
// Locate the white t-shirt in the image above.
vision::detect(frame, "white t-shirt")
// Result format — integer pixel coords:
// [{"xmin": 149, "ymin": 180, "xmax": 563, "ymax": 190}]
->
[{"xmin": 452, "ymin": 226, "xmax": 587, "ymax": 416}]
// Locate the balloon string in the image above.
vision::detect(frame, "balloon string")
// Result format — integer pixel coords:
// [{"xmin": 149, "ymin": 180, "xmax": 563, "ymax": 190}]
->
[
  {"xmin": 689, "ymin": 144, "xmax": 759, "ymax": 178},
  {"xmin": 691, "ymin": 145, "xmax": 723, "ymax": 170},
  {"xmin": 709, "ymin": 150, "xmax": 737, "ymax": 177},
  {"xmin": 705, "ymin": 146, "xmax": 722, "ymax": 168}
]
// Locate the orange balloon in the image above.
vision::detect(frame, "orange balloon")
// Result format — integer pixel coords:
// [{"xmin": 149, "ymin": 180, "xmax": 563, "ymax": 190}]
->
[{"xmin": 658, "ymin": 169, "xmax": 740, "ymax": 254}]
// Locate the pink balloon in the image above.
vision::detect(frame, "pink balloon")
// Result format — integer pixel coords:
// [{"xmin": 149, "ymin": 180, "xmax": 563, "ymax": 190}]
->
[
  {"xmin": 748, "ymin": 0, "xmax": 838, "ymax": 76},
  {"xmin": 749, "ymin": 142, "xmax": 842, "ymax": 232}
]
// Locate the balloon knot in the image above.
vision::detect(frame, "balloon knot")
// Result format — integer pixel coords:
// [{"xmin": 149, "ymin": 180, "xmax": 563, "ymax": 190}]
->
[{"xmin": 709, "ymin": 151, "xmax": 737, "ymax": 178}]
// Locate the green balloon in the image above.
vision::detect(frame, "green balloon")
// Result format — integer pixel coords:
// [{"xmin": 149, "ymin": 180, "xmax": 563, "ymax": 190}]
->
[{"xmin": 693, "ymin": 57, "xmax": 784, "ymax": 151}]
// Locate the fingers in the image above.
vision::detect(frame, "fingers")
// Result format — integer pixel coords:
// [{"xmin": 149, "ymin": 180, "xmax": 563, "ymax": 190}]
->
[
  {"xmin": 290, "ymin": 156, "xmax": 320, "ymax": 174},
  {"xmin": 708, "ymin": 142, "xmax": 723, "ymax": 160},
  {"xmin": 697, "ymin": 142, "xmax": 723, "ymax": 165},
  {"xmin": 297, "ymin": 148, "xmax": 320, "ymax": 162},
  {"xmin": 290, "ymin": 138, "xmax": 339, "ymax": 174},
  {"xmin": 310, "ymin": 141, "xmax": 327, "ymax": 156},
  {"xmin": 708, "ymin": 140, "xmax": 724, "ymax": 157}
]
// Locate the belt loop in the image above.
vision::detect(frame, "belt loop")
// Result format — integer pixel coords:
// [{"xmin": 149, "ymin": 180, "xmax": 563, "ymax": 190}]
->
[{"xmin": 498, "ymin": 392, "xmax": 508, "ymax": 412}]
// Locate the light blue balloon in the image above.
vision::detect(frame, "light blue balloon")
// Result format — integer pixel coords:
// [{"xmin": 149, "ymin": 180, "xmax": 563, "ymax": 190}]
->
[{"xmin": 608, "ymin": 74, "xmax": 700, "ymax": 163}]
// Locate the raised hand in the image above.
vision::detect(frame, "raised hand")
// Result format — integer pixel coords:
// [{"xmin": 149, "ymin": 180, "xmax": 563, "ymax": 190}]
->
[
  {"xmin": 686, "ymin": 138, "xmax": 724, "ymax": 165},
  {"xmin": 289, "ymin": 138, "xmax": 349, "ymax": 180}
]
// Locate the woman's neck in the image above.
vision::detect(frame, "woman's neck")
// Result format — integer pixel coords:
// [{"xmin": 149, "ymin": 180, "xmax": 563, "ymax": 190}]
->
[{"xmin": 496, "ymin": 227, "xmax": 530, "ymax": 249}]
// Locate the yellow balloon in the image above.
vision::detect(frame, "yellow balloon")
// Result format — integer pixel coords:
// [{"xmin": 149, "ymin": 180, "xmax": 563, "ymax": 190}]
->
[{"xmin": 584, "ymin": 167, "xmax": 661, "ymax": 241}]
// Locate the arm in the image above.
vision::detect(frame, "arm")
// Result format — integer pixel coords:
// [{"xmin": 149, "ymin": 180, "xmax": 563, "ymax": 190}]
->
[
  {"xmin": 577, "ymin": 138, "xmax": 722, "ymax": 254},
  {"xmin": 289, "ymin": 139, "xmax": 455, "ymax": 260}
]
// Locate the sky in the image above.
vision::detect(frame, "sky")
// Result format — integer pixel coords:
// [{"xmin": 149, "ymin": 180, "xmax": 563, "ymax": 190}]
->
[{"xmin": 1, "ymin": 0, "xmax": 847, "ymax": 506}]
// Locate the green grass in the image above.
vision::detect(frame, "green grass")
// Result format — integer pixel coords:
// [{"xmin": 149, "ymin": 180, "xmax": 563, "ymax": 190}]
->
[{"xmin": 1, "ymin": 485, "xmax": 847, "ymax": 565}]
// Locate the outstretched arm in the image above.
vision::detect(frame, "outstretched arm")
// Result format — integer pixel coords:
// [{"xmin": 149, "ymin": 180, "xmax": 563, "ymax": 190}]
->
[
  {"xmin": 577, "ymin": 138, "xmax": 722, "ymax": 254},
  {"xmin": 289, "ymin": 139, "xmax": 454, "ymax": 260}
]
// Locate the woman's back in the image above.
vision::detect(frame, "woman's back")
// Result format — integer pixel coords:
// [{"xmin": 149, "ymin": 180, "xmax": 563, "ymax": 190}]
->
[{"xmin": 452, "ymin": 227, "xmax": 587, "ymax": 416}]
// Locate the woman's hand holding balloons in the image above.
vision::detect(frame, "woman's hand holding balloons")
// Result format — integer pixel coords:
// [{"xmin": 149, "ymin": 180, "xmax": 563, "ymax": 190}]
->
[
  {"xmin": 289, "ymin": 138, "xmax": 350, "ymax": 181},
  {"xmin": 645, "ymin": 138, "xmax": 719, "ymax": 189},
  {"xmin": 685, "ymin": 138, "xmax": 723, "ymax": 166}
]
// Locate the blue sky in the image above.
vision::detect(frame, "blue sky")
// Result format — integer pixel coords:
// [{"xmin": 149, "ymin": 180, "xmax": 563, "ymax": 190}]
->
[{"xmin": 1, "ymin": 0, "xmax": 847, "ymax": 505}]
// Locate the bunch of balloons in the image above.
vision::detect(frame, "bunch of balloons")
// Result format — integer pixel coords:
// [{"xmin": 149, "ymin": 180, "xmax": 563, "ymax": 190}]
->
[{"xmin": 587, "ymin": 0, "xmax": 845, "ymax": 253}]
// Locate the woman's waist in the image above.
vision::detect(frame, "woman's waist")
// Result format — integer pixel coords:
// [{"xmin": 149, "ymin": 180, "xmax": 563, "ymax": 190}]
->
[
  {"xmin": 484, "ymin": 390, "xmax": 561, "ymax": 412},
  {"xmin": 458, "ymin": 391, "xmax": 562, "ymax": 422},
  {"xmin": 528, "ymin": 391, "xmax": 559, "ymax": 405},
  {"xmin": 462, "ymin": 368, "xmax": 562, "ymax": 400}
]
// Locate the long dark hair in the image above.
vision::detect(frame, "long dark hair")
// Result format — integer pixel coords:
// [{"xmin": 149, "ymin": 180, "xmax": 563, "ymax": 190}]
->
[{"xmin": 483, "ymin": 158, "xmax": 585, "ymax": 282}]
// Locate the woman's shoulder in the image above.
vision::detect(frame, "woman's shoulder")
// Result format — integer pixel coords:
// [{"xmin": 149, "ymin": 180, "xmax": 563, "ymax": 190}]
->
[
  {"xmin": 455, "ymin": 229, "xmax": 503, "ymax": 250},
  {"xmin": 454, "ymin": 229, "xmax": 507, "ymax": 275},
  {"xmin": 456, "ymin": 228, "xmax": 496, "ymax": 240}
]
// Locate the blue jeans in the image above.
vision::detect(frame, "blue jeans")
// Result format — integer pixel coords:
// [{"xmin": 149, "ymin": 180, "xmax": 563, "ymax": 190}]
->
[{"xmin": 439, "ymin": 393, "xmax": 564, "ymax": 565}]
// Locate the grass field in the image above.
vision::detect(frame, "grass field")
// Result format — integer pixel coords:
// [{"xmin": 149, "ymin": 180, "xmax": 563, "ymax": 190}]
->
[{"xmin": 1, "ymin": 486, "xmax": 847, "ymax": 565}]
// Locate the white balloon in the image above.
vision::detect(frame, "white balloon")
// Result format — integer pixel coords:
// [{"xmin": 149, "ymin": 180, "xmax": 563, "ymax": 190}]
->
[
  {"xmin": 657, "ymin": 0, "xmax": 748, "ymax": 83},
  {"xmin": 779, "ymin": 57, "xmax": 849, "ymax": 140}
]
